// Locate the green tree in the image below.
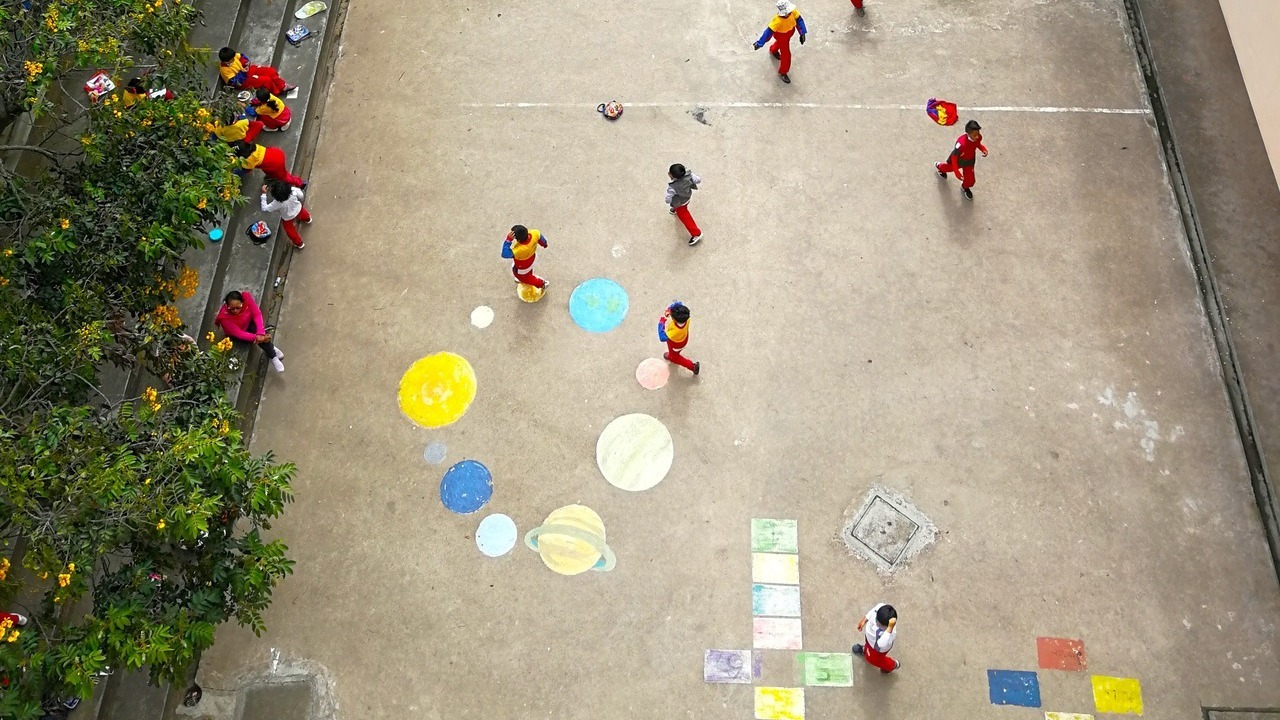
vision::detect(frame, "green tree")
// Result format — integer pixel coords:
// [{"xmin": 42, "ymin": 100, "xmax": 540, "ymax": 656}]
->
[{"xmin": 0, "ymin": 1, "xmax": 296, "ymax": 717}]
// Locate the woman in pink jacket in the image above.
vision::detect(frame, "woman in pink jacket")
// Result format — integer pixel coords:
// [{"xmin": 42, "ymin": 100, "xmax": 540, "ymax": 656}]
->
[{"xmin": 214, "ymin": 290, "xmax": 284, "ymax": 372}]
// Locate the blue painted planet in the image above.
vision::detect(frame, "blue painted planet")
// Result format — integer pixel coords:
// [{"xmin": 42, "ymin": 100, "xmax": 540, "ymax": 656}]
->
[
  {"xmin": 439, "ymin": 459, "xmax": 492, "ymax": 514},
  {"xmin": 569, "ymin": 278, "xmax": 629, "ymax": 333},
  {"xmin": 475, "ymin": 513, "xmax": 518, "ymax": 557}
]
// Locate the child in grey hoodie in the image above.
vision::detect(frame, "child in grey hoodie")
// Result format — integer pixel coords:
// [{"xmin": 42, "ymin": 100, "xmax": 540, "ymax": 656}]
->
[{"xmin": 666, "ymin": 164, "xmax": 702, "ymax": 246}]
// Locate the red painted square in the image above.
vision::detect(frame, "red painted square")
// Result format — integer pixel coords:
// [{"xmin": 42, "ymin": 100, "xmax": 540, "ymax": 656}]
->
[{"xmin": 1036, "ymin": 637, "xmax": 1086, "ymax": 671}]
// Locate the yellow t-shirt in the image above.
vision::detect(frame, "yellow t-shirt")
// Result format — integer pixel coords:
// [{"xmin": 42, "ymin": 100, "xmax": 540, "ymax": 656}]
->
[
  {"xmin": 238, "ymin": 144, "xmax": 266, "ymax": 170},
  {"xmin": 214, "ymin": 119, "xmax": 251, "ymax": 142},
  {"xmin": 769, "ymin": 10, "xmax": 799, "ymax": 33},
  {"xmin": 510, "ymin": 229, "xmax": 542, "ymax": 261},
  {"xmin": 665, "ymin": 318, "xmax": 690, "ymax": 343},
  {"xmin": 255, "ymin": 94, "xmax": 286, "ymax": 119}
]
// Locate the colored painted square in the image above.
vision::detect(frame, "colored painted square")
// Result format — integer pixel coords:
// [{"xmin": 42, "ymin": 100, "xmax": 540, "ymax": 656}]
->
[
  {"xmin": 752, "ymin": 553, "xmax": 800, "ymax": 585},
  {"xmin": 1092, "ymin": 675, "xmax": 1143, "ymax": 715},
  {"xmin": 1037, "ymin": 637, "xmax": 1087, "ymax": 671},
  {"xmin": 987, "ymin": 669, "xmax": 1042, "ymax": 708},
  {"xmin": 1045, "ymin": 713, "xmax": 1094, "ymax": 720},
  {"xmin": 753, "ymin": 617, "xmax": 803, "ymax": 650},
  {"xmin": 798, "ymin": 652, "xmax": 853, "ymax": 687},
  {"xmin": 752, "ymin": 518, "xmax": 799, "ymax": 553},
  {"xmin": 704, "ymin": 649, "xmax": 753, "ymax": 684},
  {"xmin": 755, "ymin": 687, "xmax": 804, "ymax": 720},
  {"xmin": 753, "ymin": 583, "xmax": 802, "ymax": 617}
]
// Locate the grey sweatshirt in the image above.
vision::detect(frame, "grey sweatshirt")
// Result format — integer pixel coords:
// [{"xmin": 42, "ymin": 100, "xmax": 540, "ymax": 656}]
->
[{"xmin": 666, "ymin": 172, "xmax": 702, "ymax": 208}]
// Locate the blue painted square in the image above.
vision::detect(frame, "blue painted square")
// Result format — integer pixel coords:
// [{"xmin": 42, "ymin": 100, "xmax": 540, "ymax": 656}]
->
[{"xmin": 987, "ymin": 669, "xmax": 1041, "ymax": 708}]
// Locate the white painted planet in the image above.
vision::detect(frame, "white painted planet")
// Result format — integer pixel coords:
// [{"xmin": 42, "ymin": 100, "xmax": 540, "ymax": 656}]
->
[
  {"xmin": 596, "ymin": 413, "xmax": 674, "ymax": 492},
  {"xmin": 471, "ymin": 305, "xmax": 494, "ymax": 329},
  {"xmin": 475, "ymin": 513, "xmax": 517, "ymax": 557}
]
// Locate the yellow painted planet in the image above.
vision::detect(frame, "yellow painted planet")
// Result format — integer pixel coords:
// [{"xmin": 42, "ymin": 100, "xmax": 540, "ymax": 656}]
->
[
  {"xmin": 397, "ymin": 352, "xmax": 477, "ymax": 429},
  {"xmin": 524, "ymin": 504, "xmax": 616, "ymax": 575},
  {"xmin": 518, "ymin": 283, "xmax": 545, "ymax": 303}
]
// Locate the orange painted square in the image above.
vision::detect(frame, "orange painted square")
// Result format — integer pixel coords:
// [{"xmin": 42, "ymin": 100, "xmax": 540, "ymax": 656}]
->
[{"xmin": 1036, "ymin": 637, "xmax": 1087, "ymax": 671}]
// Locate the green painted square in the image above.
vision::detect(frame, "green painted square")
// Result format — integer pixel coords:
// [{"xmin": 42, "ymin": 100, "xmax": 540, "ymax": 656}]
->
[
  {"xmin": 752, "ymin": 519, "xmax": 799, "ymax": 554},
  {"xmin": 798, "ymin": 652, "xmax": 854, "ymax": 687}
]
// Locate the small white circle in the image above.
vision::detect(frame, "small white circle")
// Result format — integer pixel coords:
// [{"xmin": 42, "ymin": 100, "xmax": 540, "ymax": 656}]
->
[{"xmin": 471, "ymin": 306, "xmax": 495, "ymax": 329}]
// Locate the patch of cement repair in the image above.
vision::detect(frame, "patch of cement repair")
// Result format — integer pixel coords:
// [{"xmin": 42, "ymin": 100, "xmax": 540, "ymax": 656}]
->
[
  {"xmin": 1089, "ymin": 385, "xmax": 1184, "ymax": 462},
  {"xmin": 841, "ymin": 486, "xmax": 937, "ymax": 574},
  {"xmin": 177, "ymin": 650, "xmax": 338, "ymax": 720}
]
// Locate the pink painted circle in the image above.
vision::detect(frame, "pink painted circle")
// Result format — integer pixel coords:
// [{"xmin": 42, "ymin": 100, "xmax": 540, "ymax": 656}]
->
[{"xmin": 635, "ymin": 358, "xmax": 670, "ymax": 390}]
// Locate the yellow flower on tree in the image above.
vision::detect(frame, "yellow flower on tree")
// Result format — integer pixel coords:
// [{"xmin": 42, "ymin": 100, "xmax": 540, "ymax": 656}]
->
[
  {"xmin": 23, "ymin": 60, "xmax": 43, "ymax": 80},
  {"xmin": 0, "ymin": 557, "xmax": 9, "ymax": 581},
  {"xmin": 196, "ymin": 198, "xmax": 208, "ymax": 210},
  {"xmin": 68, "ymin": 563, "xmax": 75, "ymax": 572},
  {"xmin": 216, "ymin": 337, "xmax": 233, "ymax": 352},
  {"xmin": 156, "ymin": 519, "xmax": 166, "ymax": 530},
  {"xmin": 7, "ymin": 630, "xmax": 19, "ymax": 643},
  {"xmin": 57, "ymin": 573, "xmax": 71, "ymax": 587},
  {"xmin": 59, "ymin": 218, "xmax": 69, "ymax": 230},
  {"xmin": 205, "ymin": 331, "xmax": 216, "ymax": 343}
]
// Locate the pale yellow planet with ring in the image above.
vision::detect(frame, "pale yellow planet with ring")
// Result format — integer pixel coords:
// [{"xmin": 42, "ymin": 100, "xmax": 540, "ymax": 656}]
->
[{"xmin": 524, "ymin": 504, "xmax": 616, "ymax": 575}]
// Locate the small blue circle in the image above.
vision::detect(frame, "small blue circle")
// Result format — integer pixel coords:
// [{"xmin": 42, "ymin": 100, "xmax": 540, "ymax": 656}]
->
[
  {"xmin": 208, "ymin": 228, "xmax": 224, "ymax": 242},
  {"xmin": 569, "ymin": 278, "xmax": 629, "ymax": 333},
  {"xmin": 440, "ymin": 460, "xmax": 492, "ymax": 514},
  {"xmin": 476, "ymin": 513, "xmax": 517, "ymax": 557}
]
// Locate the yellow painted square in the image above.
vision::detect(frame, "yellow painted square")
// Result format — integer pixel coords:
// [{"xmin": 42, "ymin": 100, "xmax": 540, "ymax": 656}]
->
[
  {"xmin": 1091, "ymin": 675, "xmax": 1143, "ymax": 715},
  {"xmin": 755, "ymin": 686, "xmax": 804, "ymax": 720},
  {"xmin": 1046, "ymin": 713, "xmax": 1094, "ymax": 720},
  {"xmin": 752, "ymin": 553, "xmax": 800, "ymax": 585}
]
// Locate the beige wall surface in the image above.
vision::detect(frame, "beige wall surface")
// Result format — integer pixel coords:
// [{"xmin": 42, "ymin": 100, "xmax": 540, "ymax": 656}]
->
[{"xmin": 1219, "ymin": 0, "xmax": 1280, "ymax": 190}]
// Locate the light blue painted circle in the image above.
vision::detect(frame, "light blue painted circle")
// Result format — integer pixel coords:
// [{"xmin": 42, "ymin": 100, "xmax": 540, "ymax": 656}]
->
[
  {"xmin": 569, "ymin": 278, "xmax": 629, "ymax": 333},
  {"xmin": 423, "ymin": 441, "xmax": 447, "ymax": 464},
  {"xmin": 439, "ymin": 460, "xmax": 492, "ymax": 514},
  {"xmin": 208, "ymin": 228, "xmax": 224, "ymax": 242},
  {"xmin": 475, "ymin": 513, "xmax": 517, "ymax": 557}
]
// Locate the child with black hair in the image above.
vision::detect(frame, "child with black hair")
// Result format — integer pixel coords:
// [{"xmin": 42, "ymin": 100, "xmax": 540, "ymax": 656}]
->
[
  {"xmin": 217, "ymin": 47, "xmax": 296, "ymax": 95},
  {"xmin": 936, "ymin": 119, "xmax": 988, "ymax": 200},
  {"xmin": 658, "ymin": 301, "xmax": 700, "ymax": 375},
  {"xmin": 260, "ymin": 180, "xmax": 311, "ymax": 249},
  {"xmin": 666, "ymin": 163, "xmax": 702, "ymax": 246},
  {"xmin": 852, "ymin": 603, "xmax": 900, "ymax": 673},
  {"xmin": 251, "ymin": 88, "xmax": 292, "ymax": 132},
  {"xmin": 232, "ymin": 140, "xmax": 306, "ymax": 188},
  {"xmin": 210, "ymin": 105, "xmax": 264, "ymax": 144},
  {"xmin": 122, "ymin": 77, "xmax": 173, "ymax": 109},
  {"xmin": 501, "ymin": 224, "xmax": 549, "ymax": 290}
]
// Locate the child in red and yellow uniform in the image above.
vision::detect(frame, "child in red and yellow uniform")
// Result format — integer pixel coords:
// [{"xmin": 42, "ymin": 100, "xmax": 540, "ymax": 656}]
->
[
  {"xmin": 251, "ymin": 89, "xmax": 292, "ymax": 131},
  {"xmin": 936, "ymin": 119, "xmax": 988, "ymax": 200},
  {"xmin": 217, "ymin": 47, "xmax": 295, "ymax": 95},
  {"xmin": 211, "ymin": 115, "xmax": 264, "ymax": 144},
  {"xmin": 501, "ymin": 225, "xmax": 549, "ymax": 289},
  {"xmin": 122, "ymin": 77, "xmax": 173, "ymax": 109},
  {"xmin": 752, "ymin": 0, "xmax": 808, "ymax": 83},
  {"xmin": 232, "ymin": 140, "xmax": 306, "ymax": 188},
  {"xmin": 658, "ymin": 301, "xmax": 700, "ymax": 375}
]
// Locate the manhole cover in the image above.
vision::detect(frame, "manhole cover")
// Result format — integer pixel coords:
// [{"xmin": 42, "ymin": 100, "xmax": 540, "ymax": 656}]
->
[{"xmin": 841, "ymin": 487, "xmax": 936, "ymax": 573}]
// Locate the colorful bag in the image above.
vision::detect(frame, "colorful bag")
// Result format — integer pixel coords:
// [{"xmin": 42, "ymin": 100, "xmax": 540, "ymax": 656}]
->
[
  {"xmin": 927, "ymin": 98, "xmax": 958, "ymax": 126},
  {"xmin": 246, "ymin": 220, "xmax": 272, "ymax": 245},
  {"xmin": 597, "ymin": 101, "xmax": 623, "ymax": 120}
]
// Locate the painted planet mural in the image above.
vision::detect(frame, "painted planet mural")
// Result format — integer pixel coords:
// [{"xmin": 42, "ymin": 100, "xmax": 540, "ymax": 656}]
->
[
  {"xmin": 398, "ymin": 352, "xmax": 476, "ymax": 429},
  {"xmin": 524, "ymin": 504, "xmax": 616, "ymax": 575},
  {"xmin": 518, "ymin": 283, "xmax": 545, "ymax": 303},
  {"xmin": 635, "ymin": 357, "xmax": 670, "ymax": 390},
  {"xmin": 476, "ymin": 513, "xmax": 518, "ymax": 557},
  {"xmin": 596, "ymin": 413, "xmax": 674, "ymax": 492},
  {"xmin": 568, "ymin": 278, "xmax": 629, "ymax": 333},
  {"xmin": 439, "ymin": 459, "xmax": 492, "ymax": 514}
]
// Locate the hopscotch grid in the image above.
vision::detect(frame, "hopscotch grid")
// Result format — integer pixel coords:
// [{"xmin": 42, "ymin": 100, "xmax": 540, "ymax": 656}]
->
[{"xmin": 454, "ymin": 101, "xmax": 1150, "ymax": 114}]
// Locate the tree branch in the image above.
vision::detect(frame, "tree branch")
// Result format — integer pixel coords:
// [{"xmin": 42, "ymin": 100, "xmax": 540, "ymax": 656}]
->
[{"xmin": 0, "ymin": 144, "xmax": 63, "ymax": 163}]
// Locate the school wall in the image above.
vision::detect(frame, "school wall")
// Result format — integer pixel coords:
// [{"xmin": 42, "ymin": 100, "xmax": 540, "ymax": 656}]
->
[{"xmin": 1218, "ymin": 1, "xmax": 1280, "ymax": 191}]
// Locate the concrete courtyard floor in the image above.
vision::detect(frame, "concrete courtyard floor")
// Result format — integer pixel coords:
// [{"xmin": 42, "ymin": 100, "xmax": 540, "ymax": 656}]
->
[{"xmin": 194, "ymin": 0, "xmax": 1280, "ymax": 718}]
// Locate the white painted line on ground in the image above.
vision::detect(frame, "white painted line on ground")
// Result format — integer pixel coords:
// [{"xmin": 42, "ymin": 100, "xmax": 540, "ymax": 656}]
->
[{"xmin": 456, "ymin": 101, "xmax": 1150, "ymax": 115}]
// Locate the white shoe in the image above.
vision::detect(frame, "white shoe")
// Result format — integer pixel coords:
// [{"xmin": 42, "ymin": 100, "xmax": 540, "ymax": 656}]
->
[
  {"xmin": 270, "ymin": 357, "xmax": 285, "ymax": 373},
  {"xmin": 273, "ymin": 347, "xmax": 284, "ymax": 360},
  {"xmin": 13, "ymin": 614, "xmax": 28, "ymax": 626}
]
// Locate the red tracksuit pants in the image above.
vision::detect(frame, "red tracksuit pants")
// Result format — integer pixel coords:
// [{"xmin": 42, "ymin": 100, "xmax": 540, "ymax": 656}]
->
[
  {"xmin": 259, "ymin": 147, "xmax": 305, "ymax": 187},
  {"xmin": 936, "ymin": 158, "xmax": 976, "ymax": 189},
  {"xmin": 770, "ymin": 29, "xmax": 795, "ymax": 75},
  {"xmin": 242, "ymin": 65, "xmax": 288, "ymax": 95},
  {"xmin": 281, "ymin": 207, "xmax": 311, "ymax": 247},
  {"xmin": 863, "ymin": 645, "xmax": 897, "ymax": 672},
  {"xmin": 674, "ymin": 204, "xmax": 701, "ymax": 237},
  {"xmin": 850, "ymin": 0, "xmax": 863, "ymax": 7},
  {"xmin": 665, "ymin": 338, "xmax": 697, "ymax": 372},
  {"xmin": 259, "ymin": 106, "xmax": 292, "ymax": 130},
  {"xmin": 512, "ymin": 266, "xmax": 545, "ymax": 289}
]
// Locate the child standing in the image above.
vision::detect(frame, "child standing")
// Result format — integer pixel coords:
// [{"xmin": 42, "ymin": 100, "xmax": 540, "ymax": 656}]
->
[
  {"xmin": 232, "ymin": 140, "xmax": 306, "ymax": 188},
  {"xmin": 658, "ymin": 301, "xmax": 700, "ymax": 375},
  {"xmin": 260, "ymin": 180, "xmax": 311, "ymax": 249},
  {"xmin": 936, "ymin": 119, "xmax": 988, "ymax": 200},
  {"xmin": 852, "ymin": 603, "xmax": 900, "ymax": 673},
  {"xmin": 251, "ymin": 88, "xmax": 292, "ymax": 132},
  {"xmin": 217, "ymin": 47, "xmax": 296, "ymax": 95},
  {"xmin": 752, "ymin": 0, "xmax": 808, "ymax": 84},
  {"xmin": 666, "ymin": 164, "xmax": 703, "ymax": 246},
  {"xmin": 502, "ymin": 225, "xmax": 549, "ymax": 290}
]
